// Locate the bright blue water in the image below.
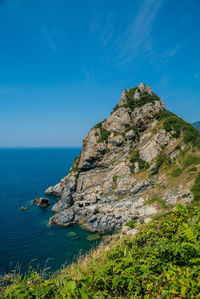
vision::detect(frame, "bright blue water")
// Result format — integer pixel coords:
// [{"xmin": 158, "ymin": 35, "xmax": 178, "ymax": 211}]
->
[{"xmin": 0, "ymin": 148, "xmax": 100, "ymax": 275}]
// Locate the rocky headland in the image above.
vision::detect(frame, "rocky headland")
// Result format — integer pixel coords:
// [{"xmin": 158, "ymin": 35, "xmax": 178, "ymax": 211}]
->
[{"xmin": 45, "ymin": 83, "xmax": 200, "ymax": 233}]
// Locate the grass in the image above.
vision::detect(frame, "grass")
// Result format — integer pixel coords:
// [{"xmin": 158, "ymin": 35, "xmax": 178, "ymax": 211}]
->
[
  {"xmin": 171, "ymin": 168, "xmax": 183, "ymax": 177},
  {"xmin": 145, "ymin": 197, "xmax": 168, "ymax": 209},
  {"xmin": 156, "ymin": 110, "xmax": 200, "ymax": 148},
  {"xmin": 183, "ymin": 155, "xmax": 200, "ymax": 169},
  {"xmin": 191, "ymin": 171, "xmax": 200, "ymax": 201},
  {"xmin": 125, "ymin": 219, "xmax": 136, "ymax": 228}
]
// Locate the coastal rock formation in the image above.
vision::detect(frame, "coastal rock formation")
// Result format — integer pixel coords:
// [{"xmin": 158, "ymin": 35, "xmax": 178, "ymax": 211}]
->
[
  {"xmin": 33, "ymin": 197, "xmax": 51, "ymax": 208},
  {"xmin": 45, "ymin": 83, "xmax": 199, "ymax": 232}
]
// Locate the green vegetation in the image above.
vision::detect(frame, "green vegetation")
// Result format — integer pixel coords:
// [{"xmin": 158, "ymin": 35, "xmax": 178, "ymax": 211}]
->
[
  {"xmin": 122, "ymin": 87, "xmax": 161, "ymax": 111},
  {"xmin": 150, "ymin": 154, "xmax": 168, "ymax": 175},
  {"xmin": 145, "ymin": 197, "xmax": 168, "ymax": 209},
  {"xmin": 129, "ymin": 150, "xmax": 149, "ymax": 173},
  {"xmin": 188, "ymin": 167, "xmax": 197, "ymax": 172},
  {"xmin": 125, "ymin": 219, "xmax": 136, "ymax": 228},
  {"xmin": 112, "ymin": 175, "xmax": 118, "ymax": 190},
  {"xmin": 157, "ymin": 110, "xmax": 200, "ymax": 148},
  {"xmin": 171, "ymin": 168, "xmax": 183, "ymax": 177},
  {"xmin": 191, "ymin": 172, "xmax": 200, "ymax": 201},
  {"xmin": 169, "ymin": 155, "xmax": 200, "ymax": 178},
  {"xmin": 94, "ymin": 122, "xmax": 111, "ymax": 144},
  {"xmin": 112, "ymin": 175, "xmax": 118, "ymax": 183},
  {"xmin": 183, "ymin": 155, "xmax": 200, "ymax": 169},
  {"xmin": 2, "ymin": 203, "xmax": 200, "ymax": 298}
]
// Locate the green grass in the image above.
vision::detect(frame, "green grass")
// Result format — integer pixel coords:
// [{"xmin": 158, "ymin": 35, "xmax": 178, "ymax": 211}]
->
[
  {"xmin": 150, "ymin": 154, "xmax": 167, "ymax": 175},
  {"xmin": 191, "ymin": 171, "xmax": 200, "ymax": 201},
  {"xmin": 157, "ymin": 110, "xmax": 200, "ymax": 148},
  {"xmin": 146, "ymin": 197, "xmax": 168, "ymax": 209},
  {"xmin": 171, "ymin": 168, "xmax": 183, "ymax": 177},
  {"xmin": 188, "ymin": 167, "xmax": 197, "ymax": 172},
  {"xmin": 183, "ymin": 155, "xmax": 200, "ymax": 169},
  {"xmin": 125, "ymin": 219, "xmax": 136, "ymax": 228}
]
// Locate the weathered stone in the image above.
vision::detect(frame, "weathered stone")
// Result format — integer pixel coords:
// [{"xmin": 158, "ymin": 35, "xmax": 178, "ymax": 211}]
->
[{"xmin": 33, "ymin": 197, "xmax": 51, "ymax": 208}]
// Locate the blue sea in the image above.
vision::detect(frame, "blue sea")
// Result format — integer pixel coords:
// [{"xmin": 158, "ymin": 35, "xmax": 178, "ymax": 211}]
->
[{"xmin": 0, "ymin": 148, "xmax": 100, "ymax": 275}]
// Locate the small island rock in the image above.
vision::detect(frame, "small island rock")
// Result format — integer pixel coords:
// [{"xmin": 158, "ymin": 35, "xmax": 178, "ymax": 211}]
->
[{"xmin": 33, "ymin": 197, "xmax": 51, "ymax": 208}]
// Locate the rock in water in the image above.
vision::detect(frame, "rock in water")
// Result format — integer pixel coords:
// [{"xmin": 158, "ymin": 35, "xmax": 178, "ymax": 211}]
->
[
  {"xmin": 20, "ymin": 206, "xmax": 28, "ymax": 211},
  {"xmin": 46, "ymin": 83, "xmax": 198, "ymax": 232},
  {"xmin": 33, "ymin": 197, "xmax": 51, "ymax": 208}
]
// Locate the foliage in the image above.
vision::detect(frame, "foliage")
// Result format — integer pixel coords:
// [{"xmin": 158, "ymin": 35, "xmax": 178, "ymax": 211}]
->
[
  {"xmin": 94, "ymin": 122, "xmax": 111, "ymax": 144},
  {"xmin": 157, "ymin": 110, "xmax": 200, "ymax": 148},
  {"xmin": 171, "ymin": 168, "xmax": 183, "ymax": 177},
  {"xmin": 129, "ymin": 150, "xmax": 149, "ymax": 173},
  {"xmin": 183, "ymin": 155, "xmax": 200, "ymax": 169},
  {"xmin": 146, "ymin": 197, "xmax": 168, "ymax": 209},
  {"xmin": 125, "ymin": 219, "xmax": 136, "ymax": 228},
  {"xmin": 122, "ymin": 87, "xmax": 161, "ymax": 111},
  {"xmin": 3, "ymin": 204, "xmax": 200, "ymax": 298},
  {"xmin": 150, "ymin": 154, "xmax": 167, "ymax": 175},
  {"xmin": 191, "ymin": 172, "xmax": 200, "ymax": 201},
  {"xmin": 112, "ymin": 175, "xmax": 118, "ymax": 183},
  {"xmin": 188, "ymin": 167, "xmax": 197, "ymax": 172}
]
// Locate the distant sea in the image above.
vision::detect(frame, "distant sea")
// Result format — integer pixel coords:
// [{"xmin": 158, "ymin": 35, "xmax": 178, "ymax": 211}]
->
[{"xmin": 0, "ymin": 148, "xmax": 100, "ymax": 275}]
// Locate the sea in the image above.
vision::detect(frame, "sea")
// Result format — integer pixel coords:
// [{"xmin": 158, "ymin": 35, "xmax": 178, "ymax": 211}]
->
[{"xmin": 0, "ymin": 148, "xmax": 101, "ymax": 275}]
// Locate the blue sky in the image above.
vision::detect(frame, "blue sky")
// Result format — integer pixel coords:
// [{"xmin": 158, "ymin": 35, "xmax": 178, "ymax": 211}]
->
[{"xmin": 0, "ymin": 0, "xmax": 200, "ymax": 147}]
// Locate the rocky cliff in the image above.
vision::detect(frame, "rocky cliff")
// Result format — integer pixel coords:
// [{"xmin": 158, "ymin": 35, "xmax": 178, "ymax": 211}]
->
[{"xmin": 45, "ymin": 83, "xmax": 200, "ymax": 233}]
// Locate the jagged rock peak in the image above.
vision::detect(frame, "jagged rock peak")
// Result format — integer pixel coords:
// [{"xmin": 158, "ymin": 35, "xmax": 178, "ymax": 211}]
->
[
  {"xmin": 137, "ymin": 83, "xmax": 153, "ymax": 95},
  {"xmin": 118, "ymin": 83, "xmax": 155, "ymax": 106}
]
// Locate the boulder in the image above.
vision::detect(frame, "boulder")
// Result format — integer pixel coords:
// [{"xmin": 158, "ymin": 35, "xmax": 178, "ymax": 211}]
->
[{"xmin": 33, "ymin": 197, "xmax": 51, "ymax": 208}]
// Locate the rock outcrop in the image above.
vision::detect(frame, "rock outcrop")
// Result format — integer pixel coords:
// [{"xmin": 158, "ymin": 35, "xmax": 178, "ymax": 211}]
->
[
  {"xmin": 45, "ymin": 83, "xmax": 198, "ymax": 232},
  {"xmin": 33, "ymin": 197, "xmax": 51, "ymax": 208}
]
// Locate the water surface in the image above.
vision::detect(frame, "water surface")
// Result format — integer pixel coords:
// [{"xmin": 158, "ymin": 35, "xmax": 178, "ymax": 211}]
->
[{"xmin": 0, "ymin": 148, "xmax": 100, "ymax": 274}]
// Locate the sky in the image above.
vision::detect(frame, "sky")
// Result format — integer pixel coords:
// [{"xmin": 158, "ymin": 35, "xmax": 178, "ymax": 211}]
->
[{"xmin": 0, "ymin": 0, "xmax": 200, "ymax": 147}]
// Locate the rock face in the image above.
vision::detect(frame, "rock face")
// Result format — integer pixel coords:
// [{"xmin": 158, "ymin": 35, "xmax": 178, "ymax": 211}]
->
[
  {"xmin": 46, "ymin": 83, "xmax": 195, "ymax": 232},
  {"xmin": 33, "ymin": 197, "xmax": 51, "ymax": 208}
]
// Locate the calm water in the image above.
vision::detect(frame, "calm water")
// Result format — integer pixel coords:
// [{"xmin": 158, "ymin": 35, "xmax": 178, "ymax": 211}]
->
[{"xmin": 0, "ymin": 148, "xmax": 100, "ymax": 275}]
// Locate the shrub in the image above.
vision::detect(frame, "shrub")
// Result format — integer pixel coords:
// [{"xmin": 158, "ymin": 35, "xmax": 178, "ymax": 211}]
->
[
  {"xmin": 157, "ymin": 110, "xmax": 200, "ymax": 148},
  {"xmin": 129, "ymin": 150, "xmax": 149, "ymax": 173},
  {"xmin": 125, "ymin": 219, "xmax": 136, "ymax": 228},
  {"xmin": 188, "ymin": 167, "xmax": 197, "ymax": 172},
  {"xmin": 183, "ymin": 155, "xmax": 200, "ymax": 169},
  {"xmin": 112, "ymin": 175, "xmax": 118, "ymax": 183},
  {"xmin": 94, "ymin": 122, "xmax": 111, "ymax": 144},
  {"xmin": 171, "ymin": 168, "xmax": 183, "ymax": 177},
  {"xmin": 191, "ymin": 172, "xmax": 200, "ymax": 201},
  {"xmin": 123, "ymin": 88, "xmax": 161, "ymax": 111},
  {"xmin": 151, "ymin": 154, "xmax": 166, "ymax": 175}
]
